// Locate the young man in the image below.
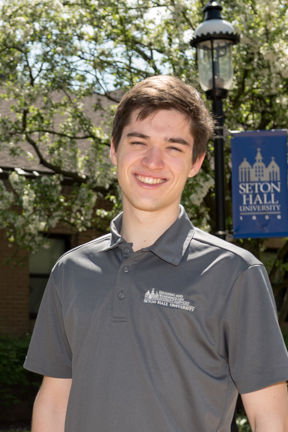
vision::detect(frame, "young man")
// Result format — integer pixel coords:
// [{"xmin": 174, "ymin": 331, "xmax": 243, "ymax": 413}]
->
[{"xmin": 24, "ymin": 75, "xmax": 288, "ymax": 432}]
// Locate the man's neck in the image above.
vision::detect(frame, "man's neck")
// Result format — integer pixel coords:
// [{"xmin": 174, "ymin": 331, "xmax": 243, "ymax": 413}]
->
[{"xmin": 121, "ymin": 205, "xmax": 180, "ymax": 251}]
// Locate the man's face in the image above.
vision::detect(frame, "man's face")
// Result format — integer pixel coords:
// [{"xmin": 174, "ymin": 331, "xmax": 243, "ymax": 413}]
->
[{"xmin": 110, "ymin": 109, "xmax": 204, "ymax": 215}]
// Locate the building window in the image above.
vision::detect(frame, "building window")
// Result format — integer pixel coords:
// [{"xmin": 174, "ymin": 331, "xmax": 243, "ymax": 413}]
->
[{"xmin": 29, "ymin": 235, "xmax": 70, "ymax": 319}]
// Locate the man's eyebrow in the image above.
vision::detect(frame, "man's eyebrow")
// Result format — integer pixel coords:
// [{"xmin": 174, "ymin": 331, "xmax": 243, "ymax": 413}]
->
[
  {"xmin": 126, "ymin": 132, "xmax": 149, "ymax": 139},
  {"xmin": 166, "ymin": 137, "xmax": 191, "ymax": 146}
]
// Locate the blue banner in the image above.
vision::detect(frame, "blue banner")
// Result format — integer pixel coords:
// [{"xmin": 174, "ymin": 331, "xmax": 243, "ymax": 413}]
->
[{"xmin": 231, "ymin": 130, "xmax": 288, "ymax": 238}]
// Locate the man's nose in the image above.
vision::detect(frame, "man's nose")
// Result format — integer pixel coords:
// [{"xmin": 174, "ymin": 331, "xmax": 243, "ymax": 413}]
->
[{"xmin": 142, "ymin": 147, "xmax": 164, "ymax": 169}]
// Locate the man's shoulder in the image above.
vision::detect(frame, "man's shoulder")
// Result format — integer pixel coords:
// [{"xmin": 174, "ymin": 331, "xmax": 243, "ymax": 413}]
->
[
  {"xmin": 192, "ymin": 227, "xmax": 261, "ymax": 267},
  {"xmin": 54, "ymin": 233, "xmax": 112, "ymax": 267}
]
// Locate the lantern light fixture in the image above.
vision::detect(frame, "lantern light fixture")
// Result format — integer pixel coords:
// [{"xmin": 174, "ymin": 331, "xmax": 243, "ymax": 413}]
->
[{"xmin": 190, "ymin": 1, "xmax": 239, "ymax": 99}]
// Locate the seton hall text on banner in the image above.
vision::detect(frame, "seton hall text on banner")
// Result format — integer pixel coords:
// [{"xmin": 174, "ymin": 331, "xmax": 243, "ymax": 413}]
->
[{"xmin": 231, "ymin": 130, "xmax": 288, "ymax": 238}]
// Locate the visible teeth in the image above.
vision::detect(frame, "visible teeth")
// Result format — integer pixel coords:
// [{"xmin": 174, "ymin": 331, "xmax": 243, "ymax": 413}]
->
[{"xmin": 137, "ymin": 175, "xmax": 164, "ymax": 184}]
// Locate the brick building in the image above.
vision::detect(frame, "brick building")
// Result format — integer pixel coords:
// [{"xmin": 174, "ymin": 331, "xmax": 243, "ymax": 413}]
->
[{"xmin": 0, "ymin": 221, "xmax": 105, "ymax": 336}]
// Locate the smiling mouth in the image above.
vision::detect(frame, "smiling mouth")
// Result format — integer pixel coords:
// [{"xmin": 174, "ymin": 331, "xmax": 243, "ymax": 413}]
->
[{"xmin": 136, "ymin": 174, "xmax": 166, "ymax": 185}]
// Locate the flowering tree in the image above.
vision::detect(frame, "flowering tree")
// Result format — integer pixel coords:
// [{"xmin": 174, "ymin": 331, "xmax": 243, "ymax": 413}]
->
[{"xmin": 0, "ymin": 0, "xmax": 287, "ymax": 265}]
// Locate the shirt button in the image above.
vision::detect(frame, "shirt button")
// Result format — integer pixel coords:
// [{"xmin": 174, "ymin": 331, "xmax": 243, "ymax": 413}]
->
[
  {"xmin": 118, "ymin": 290, "xmax": 126, "ymax": 300},
  {"xmin": 123, "ymin": 266, "xmax": 129, "ymax": 273},
  {"xmin": 123, "ymin": 249, "xmax": 129, "ymax": 258}
]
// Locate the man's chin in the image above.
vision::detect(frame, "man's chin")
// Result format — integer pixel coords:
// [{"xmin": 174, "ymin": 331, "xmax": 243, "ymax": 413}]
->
[{"xmin": 123, "ymin": 198, "xmax": 178, "ymax": 214}]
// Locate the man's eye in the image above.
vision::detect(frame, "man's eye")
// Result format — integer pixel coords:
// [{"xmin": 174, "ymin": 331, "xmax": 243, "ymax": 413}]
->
[
  {"xmin": 168, "ymin": 146, "xmax": 182, "ymax": 152},
  {"xmin": 131, "ymin": 141, "xmax": 145, "ymax": 146}
]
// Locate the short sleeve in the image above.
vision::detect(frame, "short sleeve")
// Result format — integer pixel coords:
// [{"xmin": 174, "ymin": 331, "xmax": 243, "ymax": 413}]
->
[
  {"xmin": 24, "ymin": 270, "xmax": 72, "ymax": 378},
  {"xmin": 224, "ymin": 264, "xmax": 288, "ymax": 394}
]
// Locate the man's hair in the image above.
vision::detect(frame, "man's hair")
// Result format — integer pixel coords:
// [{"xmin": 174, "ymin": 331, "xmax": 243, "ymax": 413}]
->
[{"xmin": 112, "ymin": 75, "xmax": 214, "ymax": 162}]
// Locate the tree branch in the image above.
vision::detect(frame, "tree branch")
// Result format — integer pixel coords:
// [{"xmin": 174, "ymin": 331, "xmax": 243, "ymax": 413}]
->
[
  {"xmin": 21, "ymin": 109, "xmax": 109, "ymax": 193},
  {"xmin": 29, "ymin": 128, "xmax": 97, "ymax": 140}
]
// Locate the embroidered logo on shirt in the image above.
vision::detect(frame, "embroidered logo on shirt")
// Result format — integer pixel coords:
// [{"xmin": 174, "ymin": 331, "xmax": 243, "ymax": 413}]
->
[{"xmin": 144, "ymin": 289, "xmax": 195, "ymax": 312}]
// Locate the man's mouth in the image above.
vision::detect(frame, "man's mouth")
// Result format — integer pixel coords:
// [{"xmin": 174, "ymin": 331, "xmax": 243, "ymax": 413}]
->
[{"xmin": 136, "ymin": 174, "xmax": 166, "ymax": 185}]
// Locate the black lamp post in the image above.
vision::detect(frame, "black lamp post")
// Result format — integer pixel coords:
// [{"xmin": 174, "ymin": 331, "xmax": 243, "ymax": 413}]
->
[{"xmin": 190, "ymin": 1, "xmax": 239, "ymax": 239}]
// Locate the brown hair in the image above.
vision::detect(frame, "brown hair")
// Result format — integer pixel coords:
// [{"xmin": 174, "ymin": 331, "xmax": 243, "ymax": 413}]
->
[{"xmin": 112, "ymin": 75, "xmax": 214, "ymax": 162}]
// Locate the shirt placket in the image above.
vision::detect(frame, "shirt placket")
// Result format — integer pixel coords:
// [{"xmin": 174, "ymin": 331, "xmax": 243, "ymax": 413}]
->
[{"xmin": 112, "ymin": 245, "xmax": 133, "ymax": 322}]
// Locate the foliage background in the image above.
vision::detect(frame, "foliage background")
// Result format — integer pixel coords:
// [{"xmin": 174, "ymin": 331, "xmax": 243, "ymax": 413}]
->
[{"xmin": 0, "ymin": 336, "xmax": 41, "ymax": 429}]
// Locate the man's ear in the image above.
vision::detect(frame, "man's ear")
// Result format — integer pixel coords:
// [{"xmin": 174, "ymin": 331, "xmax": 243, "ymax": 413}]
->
[
  {"xmin": 188, "ymin": 153, "xmax": 206, "ymax": 178},
  {"xmin": 110, "ymin": 139, "xmax": 117, "ymax": 166}
]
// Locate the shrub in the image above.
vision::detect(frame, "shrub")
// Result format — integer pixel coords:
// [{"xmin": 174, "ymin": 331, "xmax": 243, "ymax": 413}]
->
[{"xmin": 0, "ymin": 335, "xmax": 41, "ymax": 406}]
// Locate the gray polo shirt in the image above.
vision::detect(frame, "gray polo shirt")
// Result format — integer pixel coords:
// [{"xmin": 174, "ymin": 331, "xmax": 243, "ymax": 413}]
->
[{"xmin": 24, "ymin": 206, "xmax": 288, "ymax": 432}]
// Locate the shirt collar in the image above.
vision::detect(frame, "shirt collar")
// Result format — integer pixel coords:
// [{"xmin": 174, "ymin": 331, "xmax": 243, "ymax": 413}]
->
[{"xmin": 106, "ymin": 205, "xmax": 195, "ymax": 266}]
